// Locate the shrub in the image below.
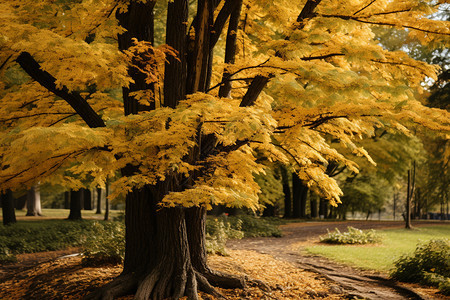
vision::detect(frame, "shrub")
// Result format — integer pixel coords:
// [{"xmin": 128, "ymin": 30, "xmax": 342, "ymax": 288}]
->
[
  {"xmin": 391, "ymin": 239, "xmax": 450, "ymax": 295},
  {"xmin": 228, "ymin": 215, "xmax": 283, "ymax": 238},
  {"xmin": 206, "ymin": 218, "xmax": 244, "ymax": 255},
  {"xmin": 0, "ymin": 220, "xmax": 95, "ymax": 262},
  {"xmin": 320, "ymin": 226, "xmax": 381, "ymax": 245},
  {"xmin": 81, "ymin": 221, "xmax": 125, "ymax": 266}
]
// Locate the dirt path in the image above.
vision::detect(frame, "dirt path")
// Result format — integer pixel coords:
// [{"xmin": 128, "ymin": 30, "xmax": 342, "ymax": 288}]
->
[{"xmin": 227, "ymin": 220, "xmax": 448, "ymax": 300}]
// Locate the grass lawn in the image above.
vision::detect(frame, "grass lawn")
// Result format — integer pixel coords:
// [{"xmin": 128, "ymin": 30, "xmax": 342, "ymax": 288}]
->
[{"xmin": 305, "ymin": 225, "xmax": 450, "ymax": 272}]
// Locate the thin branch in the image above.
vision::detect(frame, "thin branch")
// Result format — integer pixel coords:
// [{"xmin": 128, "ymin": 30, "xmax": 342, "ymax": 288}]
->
[
  {"xmin": 352, "ymin": 0, "xmax": 376, "ymax": 16},
  {"xmin": 371, "ymin": 9, "xmax": 412, "ymax": 16},
  {"xmin": 301, "ymin": 53, "xmax": 345, "ymax": 61},
  {"xmin": 0, "ymin": 112, "xmax": 75, "ymax": 123},
  {"xmin": 0, "ymin": 54, "xmax": 13, "ymax": 72},
  {"xmin": 48, "ymin": 114, "xmax": 78, "ymax": 127},
  {"xmin": 321, "ymin": 14, "xmax": 450, "ymax": 36}
]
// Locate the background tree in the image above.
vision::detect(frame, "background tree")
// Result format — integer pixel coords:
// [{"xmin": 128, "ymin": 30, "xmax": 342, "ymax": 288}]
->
[
  {"xmin": 25, "ymin": 184, "xmax": 42, "ymax": 216},
  {"xmin": 0, "ymin": 0, "xmax": 449, "ymax": 299},
  {"xmin": 1, "ymin": 189, "xmax": 16, "ymax": 225}
]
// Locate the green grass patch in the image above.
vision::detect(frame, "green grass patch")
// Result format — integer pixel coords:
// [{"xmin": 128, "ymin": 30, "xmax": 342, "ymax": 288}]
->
[{"xmin": 305, "ymin": 225, "xmax": 450, "ymax": 272}]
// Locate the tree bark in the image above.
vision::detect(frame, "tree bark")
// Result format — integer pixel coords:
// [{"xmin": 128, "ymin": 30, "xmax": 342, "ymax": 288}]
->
[
  {"xmin": 68, "ymin": 190, "xmax": 83, "ymax": 220},
  {"xmin": 1, "ymin": 189, "xmax": 16, "ymax": 225},
  {"xmin": 116, "ymin": 1, "xmax": 156, "ymax": 115},
  {"xmin": 164, "ymin": 0, "xmax": 188, "ymax": 108},
  {"xmin": 26, "ymin": 184, "xmax": 42, "ymax": 216}
]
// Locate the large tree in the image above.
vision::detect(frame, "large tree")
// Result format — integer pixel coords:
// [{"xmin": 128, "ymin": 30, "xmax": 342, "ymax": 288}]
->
[{"xmin": 0, "ymin": 0, "xmax": 449, "ymax": 298}]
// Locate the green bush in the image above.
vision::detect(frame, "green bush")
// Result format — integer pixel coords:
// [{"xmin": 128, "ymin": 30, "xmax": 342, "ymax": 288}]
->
[
  {"xmin": 81, "ymin": 221, "xmax": 125, "ymax": 266},
  {"xmin": 228, "ymin": 215, "xmax": 283, "ymax": 238},
  {"xmin": 206, "ymin": 218, "xmax": 244, "ymax": 255},
  {"xmin": 320, "ymin": 226, "xmax": 381, "ymax": 244},
  {"xmin": 0, "ymin": 220, "xmax": 96, "ymax": 262},
  {"xmin": 391, "ymin": 239, "xmax": 450, "ymax": 295}
]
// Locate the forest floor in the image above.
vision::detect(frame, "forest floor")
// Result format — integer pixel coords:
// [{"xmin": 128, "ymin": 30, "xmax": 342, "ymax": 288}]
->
[{"xmin": 0, "ymin": 220, "xmax": 448, "ymax": 299}]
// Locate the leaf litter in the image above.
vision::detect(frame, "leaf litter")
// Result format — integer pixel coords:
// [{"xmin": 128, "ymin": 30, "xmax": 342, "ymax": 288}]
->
[{"xmin": 0, "ymin": 249, "xmax": 344, "ymax": 299}]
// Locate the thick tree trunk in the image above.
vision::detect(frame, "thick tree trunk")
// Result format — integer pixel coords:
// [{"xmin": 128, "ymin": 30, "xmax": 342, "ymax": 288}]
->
[
  {"xmin": 292, "ymin": 174, "xmax": 308, "ymax": 218},
  {"xmin": 68, "ymin": 190, "xmax": 83, "ymax": 220},
  {"xmin": 89, "ymin": 185, "xmax": 241, "ymax": 299},
  {"xmin": 96, "ymin": 187, "xmax": 102, "ymax": 214},
  {"xmin": 26, "ymin": 184, "xmax": 42, "ymax": 216},
  {"xmin": 1, "ymin": 189, "xmax": 16, "ymax": 225}
]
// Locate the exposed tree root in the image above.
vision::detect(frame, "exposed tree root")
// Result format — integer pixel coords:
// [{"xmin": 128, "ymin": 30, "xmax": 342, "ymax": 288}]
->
[
  {"xmin": 195, "ymin": 271, "xmax": 226, "ymax": 299},
  {"xmin": 84, "ymin": 273, "xmax": 138, "ymax": 300},
  {"xmin": 200, "ymin": 268, "xmax": 246, "ymax": 289}
]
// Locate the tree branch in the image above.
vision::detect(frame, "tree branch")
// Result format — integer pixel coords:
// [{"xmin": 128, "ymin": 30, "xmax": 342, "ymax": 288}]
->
[
  {"xmin": 15, "ymin": 52, "xmax": 106, "ymax": 128},
  {"xmin": 210, "ymin": 0, "xmax": 241, "ymax": 50},
  {"xmin": 239, "ymin": 75, "xmax": 272, "ymax": 107},
  {"xmin": 296, "ymin": 0, "xmax": 322, "ymax": 25},
  {"xmin": 321, "ymin": 14, "xmax": 450, "ymax": 36},
  {"xmin": 218, "ymin": 0, "xmax": 243, "ymax": 98},
  {"xmin": 352, "ymin": 0, "xmax": 376, "ymax": 16}
]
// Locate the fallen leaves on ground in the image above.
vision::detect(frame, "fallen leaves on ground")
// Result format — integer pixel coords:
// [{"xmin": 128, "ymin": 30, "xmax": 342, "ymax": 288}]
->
[{"xmin": 0, "ymin": 249, "xmax": 345, "ymax": 299}]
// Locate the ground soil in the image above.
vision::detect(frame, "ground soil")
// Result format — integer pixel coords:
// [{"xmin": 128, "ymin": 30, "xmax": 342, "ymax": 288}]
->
[{"xmin": 0, "ymin": 220, "xmax": 448, "ymax": 299}]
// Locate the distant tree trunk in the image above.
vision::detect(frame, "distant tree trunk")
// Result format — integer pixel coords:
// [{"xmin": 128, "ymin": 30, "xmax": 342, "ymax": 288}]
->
[
  {"xmin": 104, "ymin": 183, "xmax": 109, "ymax": 221},
  {"xmin": 26, "ymin": 184, "xmax": 42, "ymax": 216},
  {"xmin": 292, "ymin": 173, "xmax": 300, "ymax": 218},
  {"xmin": 95, "ymin": 187, "xmax": 102, "ymax": 214},
  {"xmin": 393, "ymin": 192, "xmax": 397, "ymax": 220},
  {"xmin": 310, "ymin": 197, "xmax": 318, "ymax": 218},
  {"xmin": 83, "ymin": 188, "xmax": 92, "ymax": 210},
  {"xmin": 405, "ymin": 162, "xmax": 415, "ymax": 229},
  {"xmin": 292, "ymin": 173, "xmax": 308, "ymax": 218},
  {"xmin": 68, "ymin": 190, "xmax": 83, "ymax": 220},
  {"xmin": 64, "ymin": 191, "xmax": 70, "ymax": 209},
  {"xmin": 14, "ymin": 194, "xmax": 27, "ymax": 210},
  {"xmin": 1, "ymin": 189, "xmax": 16, "ymax": 225},
  {"xmin": 262, "ymin": 204, "xmax": 276, "ymax": 217},
  {"xmin": 319, "ymin": 198, "xmax": 328, "ymax": 218},
  {"xmin": 281, "ymin": 167, "xmax": 291, "ymax": 218}
]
